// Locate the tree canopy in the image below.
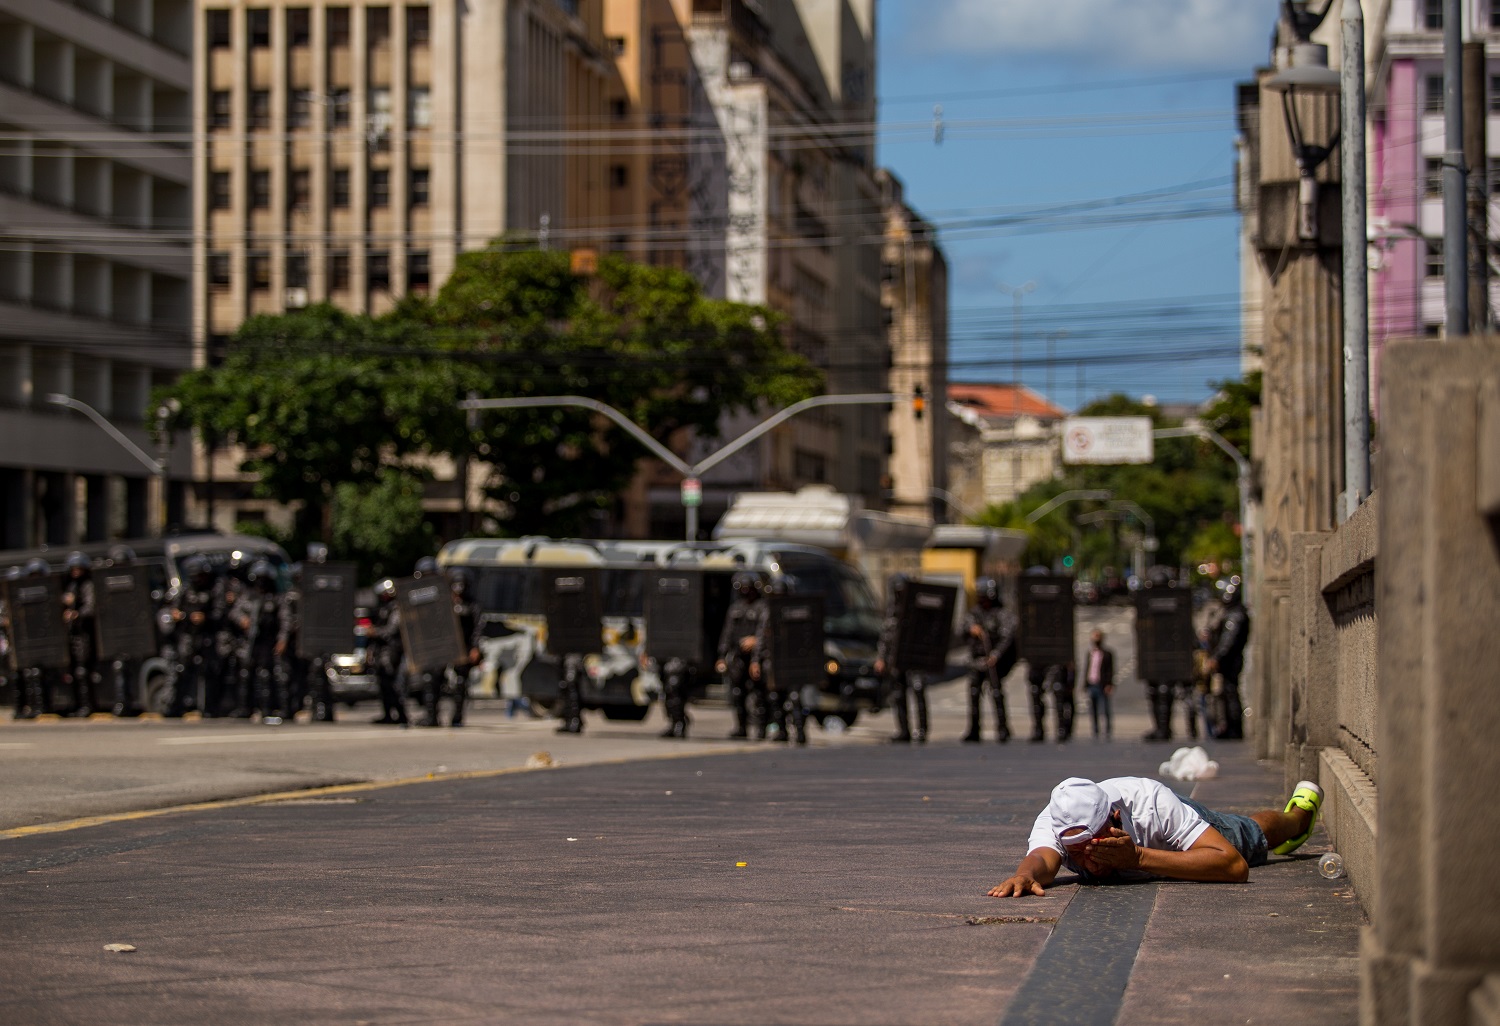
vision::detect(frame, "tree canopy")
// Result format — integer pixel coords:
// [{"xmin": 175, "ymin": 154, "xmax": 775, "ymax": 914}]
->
[{"xmin": 156, "ymin": 246, "xmax": 822, "ymax": 573}]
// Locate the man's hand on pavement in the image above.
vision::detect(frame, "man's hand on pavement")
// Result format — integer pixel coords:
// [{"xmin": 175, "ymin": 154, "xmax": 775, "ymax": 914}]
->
[{"xmin": 989, "ymin": 875, "xmax": 1045, "ymax": 898}]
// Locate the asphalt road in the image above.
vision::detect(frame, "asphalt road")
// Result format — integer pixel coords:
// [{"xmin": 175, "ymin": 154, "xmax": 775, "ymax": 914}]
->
[{"xmin": 1, "ymin": 608, "xmax": 1363, "ymax": 1025}]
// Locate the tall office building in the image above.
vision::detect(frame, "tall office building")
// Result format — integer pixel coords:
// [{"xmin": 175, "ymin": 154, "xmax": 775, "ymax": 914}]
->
[
  {"xmin": 193, "ymin": 0, "xmax": 613, "ymax": 528},
  {"xmin": 0, "ymin": 0, "xmax": 194, "ymax": 546},
  {"xmin": 602, "ymin": 0, "xmax": 890, "ymax": 537}
]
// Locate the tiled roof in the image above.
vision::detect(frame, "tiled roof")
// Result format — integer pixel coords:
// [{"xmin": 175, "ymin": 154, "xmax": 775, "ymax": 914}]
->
[{"xmin": 948, "ymin": 383, "xmax": 1068, "ymax": 421}]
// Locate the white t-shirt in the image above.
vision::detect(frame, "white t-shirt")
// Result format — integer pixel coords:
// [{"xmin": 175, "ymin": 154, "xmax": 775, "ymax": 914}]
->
[{"xmin": 1026, "ymin": 776, "xmax": 1211, "ymax": 877}]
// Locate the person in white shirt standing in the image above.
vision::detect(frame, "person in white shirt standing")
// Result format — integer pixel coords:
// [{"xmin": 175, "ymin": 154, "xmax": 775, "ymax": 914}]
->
[{"xmin": 988, "ymin": 776, "xmax": 1324, "ymax": 896}]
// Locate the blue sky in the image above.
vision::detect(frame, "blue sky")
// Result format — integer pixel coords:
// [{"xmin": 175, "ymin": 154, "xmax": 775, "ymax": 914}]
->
[{"xmin": 876, "ymin": 0, "xmax": 1283, "ymax": 409}]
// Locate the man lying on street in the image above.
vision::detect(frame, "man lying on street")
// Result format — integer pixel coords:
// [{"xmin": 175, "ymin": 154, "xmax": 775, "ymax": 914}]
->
[{"xmin": 988, "ymin": 775, "xmax": 1323, "ymax": 897}]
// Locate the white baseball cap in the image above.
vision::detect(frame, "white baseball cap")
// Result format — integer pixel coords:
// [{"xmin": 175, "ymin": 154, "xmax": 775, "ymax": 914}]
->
[{"xmin": 1048, "ymin": 777, "xmax": 1112, "ymax": 846}]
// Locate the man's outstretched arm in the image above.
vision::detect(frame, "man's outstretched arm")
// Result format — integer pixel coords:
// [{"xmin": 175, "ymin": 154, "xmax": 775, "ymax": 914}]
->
[{"xmin": 988, "ymin": 847, "xmax": 1063, "ymax": 897}]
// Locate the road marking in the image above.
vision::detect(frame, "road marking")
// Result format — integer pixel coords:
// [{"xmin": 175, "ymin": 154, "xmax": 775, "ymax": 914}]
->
[
  {"xmin": 158, "ymin": 730, "xmax": 413, "ymax": 746},
  {"xmin": 0, "ymin": 746, "xmax": 751, "ymax": 841}
]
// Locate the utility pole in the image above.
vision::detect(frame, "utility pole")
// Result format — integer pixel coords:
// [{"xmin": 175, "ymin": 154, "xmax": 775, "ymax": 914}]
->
[
  {"xmin": 1463, "ymin": 37, "xmax": 1490, "ymax": 333},
  {"xmin": 1443, "ymin": 0, "xmax": 1468, "ymax": 334},
  {"xmin": 1342, "ymin": 0, "xmax": 1371, "ymax": 520}
]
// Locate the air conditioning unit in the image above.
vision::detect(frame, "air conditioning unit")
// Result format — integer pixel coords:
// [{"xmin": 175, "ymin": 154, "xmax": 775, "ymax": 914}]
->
[{"xmin": 285, "ymin": 287, "xmax": 308, "ymax": 308}]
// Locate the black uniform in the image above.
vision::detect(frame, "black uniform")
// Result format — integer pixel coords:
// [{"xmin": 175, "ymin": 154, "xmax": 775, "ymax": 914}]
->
[
  {"xmin": 961, "ymin": 598, "xmax": 1016, "ymax": 743},
  {"xmin": 1210, "ymin": 593, "xmax": 1250, "ymax": 739},
  {"xmin": 751, "ymin": 595, "xmax": 808, "ymax": 745},
  {"xmin": 716, "ymin": 592, "xmax": 765, "ymax": 739},
  {"xmin": 876, "ymin": 591, "xmax": 928, "ymax": 744},
  {"xmin": 1027, "ymin": 660, "xmax": 1077, "ymax": 741},
  {"xmin": 171, "ymin": 570, "xmax": 219, "ymax": 717},
  {"xmin": 368, "ymin": 591, "xmax": 408, "ymax": 725},
  {"xmin": 420, "ymin": 592, "xmax": 476, "ymax": 728},
  {"xmin": 278, "ymin": 583, "xmax": 338, "ymax": 722},
  {"xmin": 61, "ymin": 567, "xmax": 97, "ymax": 716},
  {"xmin": 212, "ymin": 573, "xmax": 248, "ymax": 716},
  {"xmin": 232, "ymin": 577, "xmax": 285, "ymax": 721}
]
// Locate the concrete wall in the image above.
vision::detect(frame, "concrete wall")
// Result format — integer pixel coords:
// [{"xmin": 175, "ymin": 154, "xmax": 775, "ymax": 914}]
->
[{"xmin": 1360, "ymin": 336, "xmax": 1500, "ymax": 1026}]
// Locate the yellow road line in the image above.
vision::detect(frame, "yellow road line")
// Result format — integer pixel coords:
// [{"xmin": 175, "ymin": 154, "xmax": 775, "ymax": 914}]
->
[{"xmin": 0, "ymin": 745, "xmax": 753, "ymax": 841}]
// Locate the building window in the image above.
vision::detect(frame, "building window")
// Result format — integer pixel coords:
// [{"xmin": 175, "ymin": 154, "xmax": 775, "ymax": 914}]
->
[
  {"xmin": 1425, "ymin": 0, "xmax": 1443, "ymax": 30},
  {"xmin": 210, "ymin": 90, "xmax": 231, "ymax": 130},
  {"xmin": 332, "ymin": 167, "xmax": 350, "ymax": 208},
  {"xmin": 1489, "ymin": 157, "xmax": 1500, "ymax": 196},
  {"xmin": 287, "ymin": 8, "xmax": 311, "ymax": 47},
  {"xmin": 329, "ymin": 250, "xmax": 350, "ymax": 290},
  {"xmin": 207, "ymin": 9, "xmax": 231, "ymax": 48},
  {"xmin": 407, "ymin": 86, "xmax": 431, "ymax": 129},
  {"xmin": 289, "ymin": 168, "xmax": 311, "ymax": 209},
  {"xmin": 408, "ymin": 250, "xmax": 430, "ymax": 292},
  {"xmin": 367, "ymin": 7, "xmax": 390, "ymax": 48},
  {"xmin": 288, "ymin": 89, "xmax": 313, "ymax": 129},
  {"xmin": 610, "ymin": 164, "xmax": 628, "ymax": 188},
  {"xmin": 370, "ymin": 169, "xmax": 389, "ymax": 208},
  {"xmin": 329, "ymin": 88, "xmax": 351, "ymax": 128},
  {"xmin": 249, "ymin": 169, "xmax": 271, "ymax": 209},
  {"xmin": 1426, "ymin": 238, "xmax": 1444, "ymax": 278},
  {"xmin": 327, "ymin": 7, "xmax": 350, "ymax": 47},
  {"xmin": 210, "ymin": 171, "xmax": 232, "ymax": 210},
  {"xmin": 286, "ymin": 250, "xmax": 309, "ymax": 288},
  {"xmin": 407, "ymin": 6, "xmax": 430, "ymax": 45},
  {"xmin": 249, "ymin": 90, "xmax": 272, "ymax": 129},
  {"xmin": 1425, "ymin": 156, "xmax": 1443, "ymax": 197},
  {"xmin": 209, "ymin": 251, "xmax": 231, "ymax": 288},
  {"xmin": 248, "ymin": 251, "xmax": 271, "ymax": 290},
  {"xmin": 368, "ymin": 251, "xmax": 390, "ymax": 291},
  {"xmin": 410, "ymin": 167, "xmax": 430, "ymax": 206},
  {"xmin": 1493, "ymin": 0, "xmax": 1500, "ymax": 29},
  {"xmin": 1425, "ymin": 74, "xmax": 1444, "ymax": 114},
  {"xmin": 248, "ymin": 8, "xmax": 271, "ymax": 48}
]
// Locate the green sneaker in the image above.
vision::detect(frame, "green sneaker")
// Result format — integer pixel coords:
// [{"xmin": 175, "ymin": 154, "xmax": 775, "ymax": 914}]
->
[{"xmin": 1273, "ymin": 780, "xmax": 1323, "ymax": 855}]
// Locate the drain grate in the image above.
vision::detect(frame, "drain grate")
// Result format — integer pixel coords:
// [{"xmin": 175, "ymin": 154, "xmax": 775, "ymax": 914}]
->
[{"xmin": 967, "ymin": 915, "xmax": 1058, "ymax": 926}]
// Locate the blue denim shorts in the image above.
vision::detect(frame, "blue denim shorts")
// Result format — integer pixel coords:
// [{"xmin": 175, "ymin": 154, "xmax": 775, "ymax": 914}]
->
[{"xmin": 1181, "ymin": 796, "xmax": 1270, "ymax": 867}]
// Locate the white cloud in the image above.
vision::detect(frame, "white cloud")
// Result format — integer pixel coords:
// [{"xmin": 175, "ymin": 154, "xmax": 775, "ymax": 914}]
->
[{"xmin": 914, "ymin": 0, "xmax": 1283, "ymax": 70}]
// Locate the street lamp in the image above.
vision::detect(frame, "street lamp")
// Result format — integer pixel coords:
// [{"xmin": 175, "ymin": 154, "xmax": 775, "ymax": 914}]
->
[
  {"xmin": 1265, "ymin": 0, "xmax": 1371, "ymax": 521},
  {"xmin": 46, "ymin": 394, "xmax": 173, "ymax": 537}
]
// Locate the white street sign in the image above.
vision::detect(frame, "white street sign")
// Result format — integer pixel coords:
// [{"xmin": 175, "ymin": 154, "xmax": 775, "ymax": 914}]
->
[{"xmin": 1062, "ymin": 417, "xmax": 1155, "ymax": 465}]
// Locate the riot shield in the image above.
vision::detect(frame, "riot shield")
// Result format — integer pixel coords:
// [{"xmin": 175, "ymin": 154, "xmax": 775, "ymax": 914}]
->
[
  {"xmin": 542, "ymin": 568, "xmax": 602, "ymax": 656},
  {"xmin": 1018, "ymin": 575, "xmax": 1076, "ymax": 668},
  {"xmin": 298, "ymin": 563, "xmax": 357, "ymax": 659},
  {"xmin": 1135, "ymin": 587, "xmax": 1195, "ymax": 681},
  {"xmin": 892, "ymin": 582, "xmax": 958, "ymax": 676},
  {"xmin": 4, "ymin": 575, "xmax": 68, "ymax": 671},
  {"xmin": 396, "ymin": 575, "xmax": 465, "ymax": 675},
  {"xmin": 93, "ymin": 566, "xmax": 158, "ymax": 662},
  {"xmin": 764, "ymin": 594, "xmax": 825, "ymax": 691},
  {"xmin": 644, "ymin": 569, "xmax": 706, "ymax": 665}
]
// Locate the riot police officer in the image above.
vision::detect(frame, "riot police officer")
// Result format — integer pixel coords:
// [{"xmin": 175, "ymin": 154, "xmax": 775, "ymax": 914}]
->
[
  {"xmin": 60, "ymin": 552, "xmax": 97, "ymax": 716},
  {"xmin": 1141, "ymin": 567, "xmax": 1186, "ymax": 742},
  {"xmin": 715, "ymin": 571, "xmax": 766, "ymax": 739},
  {"xmin": 875, "ymin": 574, "xmax": 928, "ymax": 744},
  {"xmin": 214, "ymin": 561, "xmax": 250, "ymax": 716},
  {"xmin": 276, "ymin": 562, "xmax": 338, "ymax": 722},
  {"xmin": 751, "ymin": 578, "xmax": 808, "ymax": 745},
  {"xmin": 429, "ymin": 566, "xmax": 481, "ymax": 729},
  {"xmin": 368, "ymin": 577, "xmax": 409, "ymax": 725},
  {"xmin": 961, "ymin": 577, "xmax": 1016, "ymax": 743},
  {"xmin": 102, "ymin": 545, "xmax": 145, "ymax": 717},
  {"xmin": 1208, "ymin": 581, "xmax": 1249, "ymax": 739},
  {"xmin": 232, "ymin": 560, "xmax": 285, "ymax": 723},
  {"xmin": 8, "ymin": 561, "xmax": 56, "ymax": 719},
  {"xmin": 170, "ymin": 555, "xmax": 218, "ymax": 717}
]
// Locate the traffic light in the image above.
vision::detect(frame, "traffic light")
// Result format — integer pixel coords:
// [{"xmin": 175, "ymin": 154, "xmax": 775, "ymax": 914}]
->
[
  {"xmin": 1062, "ymin": 555, "xmax": 1075, "ymax": 569},
  {"xmin": 913, "ymin": 385, "xmax": 925, "ymax": 420}
]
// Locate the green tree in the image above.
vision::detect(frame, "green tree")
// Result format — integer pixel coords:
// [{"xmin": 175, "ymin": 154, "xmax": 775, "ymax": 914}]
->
[{"xmin": 155, "ymin": 245, "xmax": 822, "ymax": 564}]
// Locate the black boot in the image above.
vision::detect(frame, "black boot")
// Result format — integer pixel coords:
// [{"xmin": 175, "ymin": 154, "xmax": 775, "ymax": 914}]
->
[
  {"xmin": 962, "ymin": 683, "xmax": 982, "ymax": 742},
  {"xmin": 913, "ymin": 690, "xmax": 929, "ymax": 744},
  {"xmin": 890, "ymin": 688, "xmax": 912, "ymax": 743}
]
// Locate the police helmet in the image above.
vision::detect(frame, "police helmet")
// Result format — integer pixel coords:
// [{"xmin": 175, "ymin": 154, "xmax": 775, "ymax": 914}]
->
[
  {"xmin": 975, "ymin": 576, "xmax": 1001, "ymax": 607},
  {"xmin": 65, "ymin": 551, "xmax": 91, "ymax": 573},
  {"xmin": 1147, "ymin": 566, "xmax": 1173, "ymax": 589},
  {"xmin": 247, "ymin": 559, "xmax": 277, "ymax": 589},
  {"xmin": 288, "ymin": 561, "xmax": 304, "ymax": 585},
  {"xmin": 731, "ymin": 571, "xmax": 764, "ymax": 599},
  {"xmin": 376, "ymin": 577, "xmax": 397, "ymax": 601},
  {"xmin": 24, "ymin": 557, "xmax": 50, "ymax": 578},
  {"xmin": 5, "ymin": 566, "xmax": 21, "ymax": 581},
  {"xmin": 106, "ymin": 544, "xmax": 136, "ymax": 567},
  {"xmin": 414, "ymin": 556, "xmax": 440, "ymax": 577},
  {"xmin": 449, "ymin": 567, "xmax": 473, "ymax": 597}
]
